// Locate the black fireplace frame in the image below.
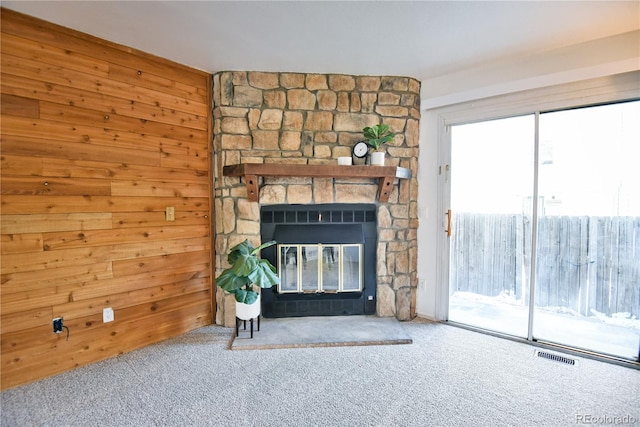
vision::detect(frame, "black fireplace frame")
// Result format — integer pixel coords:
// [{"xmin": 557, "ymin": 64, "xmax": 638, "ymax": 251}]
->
[{"xmin": 260, "ymin": 203, "xmax": 377, "ymax": 317}]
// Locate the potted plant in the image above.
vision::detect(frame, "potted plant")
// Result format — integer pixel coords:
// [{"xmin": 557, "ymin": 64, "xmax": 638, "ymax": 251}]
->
[
  {"xmin": 363, "ymin": 123, "xmax": 396, "ymax": 165},
  {"xmin": 215, "ymin": 239, "xmax": 280, "ymax": 321}
]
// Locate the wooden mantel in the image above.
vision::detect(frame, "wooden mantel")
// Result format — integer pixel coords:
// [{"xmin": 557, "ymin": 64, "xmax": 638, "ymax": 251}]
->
[{"xmin": 223, "ymin": 163, "xmax": 412, "ymax": 203}]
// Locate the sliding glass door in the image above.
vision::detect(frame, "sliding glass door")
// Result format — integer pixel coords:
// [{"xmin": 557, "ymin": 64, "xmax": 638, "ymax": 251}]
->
[
  {"xmin": 534, "ymin": 102, "xmax": 640, "ymax": 360},
  {"xmin": 448, "ymin": 115, "xmax": 534, "ymax": 338},
  {"xmin": 448, "ymin": 100, "xmax": 640, "ymax": 361}
]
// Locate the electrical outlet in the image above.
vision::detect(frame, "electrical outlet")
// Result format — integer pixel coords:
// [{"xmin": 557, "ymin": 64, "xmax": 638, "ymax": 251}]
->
[
  {"xmin": 53, "ymin": 317, "xmax": 63, "ymax": 333},
  {"xmin": 103, "ymin": 307, "xmax": 114, "ymax": 323}
]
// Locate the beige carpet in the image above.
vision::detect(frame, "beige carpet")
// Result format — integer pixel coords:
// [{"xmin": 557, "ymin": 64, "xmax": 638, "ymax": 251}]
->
[
  {"xmin": 230, "ymin": 315, "xmax": 413, "ymax": 350},
  {"xmin": 3, "ymin": 319, "xmax": 639, "ymax": 426}
]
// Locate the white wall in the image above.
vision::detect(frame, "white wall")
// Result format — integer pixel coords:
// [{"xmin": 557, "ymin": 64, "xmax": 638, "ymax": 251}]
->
[{"xmin": 415, "ymin": 31, "xmax": 640, "ymax": 320}]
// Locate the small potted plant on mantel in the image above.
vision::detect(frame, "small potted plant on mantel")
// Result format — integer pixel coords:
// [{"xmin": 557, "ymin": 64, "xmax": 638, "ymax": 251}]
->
[
  {"xmin": 363, "ymin": 123, "xmax": 396, "ymax": 166},
  {"xmin": 215, "ymin": 239, "xmax": 280, "ymax": 323}
]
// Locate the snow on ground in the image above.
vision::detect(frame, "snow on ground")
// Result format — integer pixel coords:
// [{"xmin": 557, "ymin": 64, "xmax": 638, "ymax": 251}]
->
[
  {"xmin": 452, "ymin": 291, "xmax": 640, "ymax": 329},
  {"xmin": 450, "ymin": 291, "xmax": 640, "ymax": 359}
]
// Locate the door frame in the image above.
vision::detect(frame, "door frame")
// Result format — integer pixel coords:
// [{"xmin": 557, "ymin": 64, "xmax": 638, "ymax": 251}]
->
[{"xmin": 431, "ymin": 71, "xmax": 640, "ymax": 329}]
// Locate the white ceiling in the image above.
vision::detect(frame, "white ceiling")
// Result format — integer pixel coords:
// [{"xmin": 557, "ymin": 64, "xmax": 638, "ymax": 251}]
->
[{"xmin": 3, "ymin": 1, "xmax": 639, "ymax": 83}]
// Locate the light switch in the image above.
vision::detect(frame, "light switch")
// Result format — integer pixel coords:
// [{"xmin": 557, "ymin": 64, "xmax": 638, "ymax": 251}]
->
[{"xmin": 165, "ymin": 206, "xmax": 175, "ymax": 221}]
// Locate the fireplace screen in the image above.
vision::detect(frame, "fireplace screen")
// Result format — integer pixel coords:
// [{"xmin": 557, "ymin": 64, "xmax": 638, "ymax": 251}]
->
[{"xmin": 278, "ymin": 244, "xmax": 362, "ymax": 293}]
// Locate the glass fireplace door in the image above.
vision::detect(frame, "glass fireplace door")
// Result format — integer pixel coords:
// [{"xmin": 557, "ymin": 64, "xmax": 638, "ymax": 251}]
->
[
  {"xmin": 300, "ymin": 245, "xmax": 319, "ymax": 292},
  {"xmin": 278, "ymin": 244, "xmax": 362, "ymax": 293}
]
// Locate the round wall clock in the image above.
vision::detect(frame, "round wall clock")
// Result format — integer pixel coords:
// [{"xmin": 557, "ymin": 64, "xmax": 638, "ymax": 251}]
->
[{"xmin": 352, "ymin": 141, "xmax": 369, "ymax": 159}]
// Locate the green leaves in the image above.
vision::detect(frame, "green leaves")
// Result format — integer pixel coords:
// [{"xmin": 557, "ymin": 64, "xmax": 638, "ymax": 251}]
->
[
  {"xmin": 215, "ymin": 239, "xmax": 280, "ymax": 304},
  {"xmin": 232, "ymin": 253, "xmax": 258, "ymax": 277},
  {"xmin": 234, "ymin": 288, "xmax": 259, "ymax": 305},
  {"xmin": 227, "ymin": 239, "xmax": 253, "ymax": 265},
  {"xmin": 251, "ymin": 240, "xmax": 278, "ymax": 255},
  {"xmin": 215, "ymin": 267, "xmax": 250, "ymax": 293},
  {"xmin": 363, "ymin": 123, "xmax": 390, "ymax": 139},
  {"xmin": 363, "ymin": 123, "xmax": 396, "ymax": 151},
  {"xmin": 249, "ymin": 259, "xmax": 280, "ymax": 289}
]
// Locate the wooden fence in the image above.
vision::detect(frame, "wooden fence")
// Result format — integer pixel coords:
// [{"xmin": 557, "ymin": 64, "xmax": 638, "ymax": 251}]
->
[{"xmin": 450, "ymin": 213, "xmax": 640, "ymax": 318}]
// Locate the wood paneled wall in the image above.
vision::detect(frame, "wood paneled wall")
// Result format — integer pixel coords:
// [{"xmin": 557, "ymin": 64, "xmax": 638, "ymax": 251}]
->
[{"xmin": 0, "ymin": 9, "xmax": 214, "ymax": 390}]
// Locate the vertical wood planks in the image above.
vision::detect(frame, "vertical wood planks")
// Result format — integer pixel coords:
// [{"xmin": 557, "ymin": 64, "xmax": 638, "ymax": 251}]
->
[
  {"xmin": 0, "ymin": 8, "xmax": 213, "ymax": 390},
  {"xmin": 450, "ymin": 213, "xmax": 638, "ymax": 320}
]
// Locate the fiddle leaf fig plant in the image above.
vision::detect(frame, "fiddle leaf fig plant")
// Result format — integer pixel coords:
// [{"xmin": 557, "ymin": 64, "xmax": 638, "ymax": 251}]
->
[
  {"xmin": 215, "ymin": 239, "xmax": 280, "ymax": 305},
  {"xmin": 362, "ymin": 123, "xmax": 396, "ymax": 151}
]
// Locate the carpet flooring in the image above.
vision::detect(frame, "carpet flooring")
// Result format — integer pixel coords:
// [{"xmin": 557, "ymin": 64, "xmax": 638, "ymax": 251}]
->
[{"xmin": 2, "ymin": 318, "xmax": 639, "ymax": 427}]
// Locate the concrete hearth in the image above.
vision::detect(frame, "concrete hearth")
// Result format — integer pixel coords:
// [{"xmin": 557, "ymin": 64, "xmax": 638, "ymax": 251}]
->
[{"xmin": 230, "ymin": 315, "xmax": 413, "ymax": 350}]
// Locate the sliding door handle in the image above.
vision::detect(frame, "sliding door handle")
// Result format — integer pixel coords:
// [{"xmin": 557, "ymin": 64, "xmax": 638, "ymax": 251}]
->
[{"xmin": 445, "ymin": 209, "xmax": 452, "ymax": 237}]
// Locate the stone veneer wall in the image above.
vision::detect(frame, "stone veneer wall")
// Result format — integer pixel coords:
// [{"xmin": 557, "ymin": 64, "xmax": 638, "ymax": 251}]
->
[{"xmin": 212, "ymin": 71, "xmax": 420, "ymax": 326}]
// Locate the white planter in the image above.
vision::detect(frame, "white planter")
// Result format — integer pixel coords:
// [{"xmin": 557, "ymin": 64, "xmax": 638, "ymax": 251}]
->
[
  {"xmin": 370, "ymin": 151, "xmax": 385, "ymax": 166},
  {"xmin": 235, "ymin": 294, "xmax": 261, "ymax": 320}
]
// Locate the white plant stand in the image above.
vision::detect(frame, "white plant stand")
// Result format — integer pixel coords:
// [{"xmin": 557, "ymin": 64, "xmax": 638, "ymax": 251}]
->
[{"xmin": 235, "ymin": 295, "xmax": 261, "ymax": 338}]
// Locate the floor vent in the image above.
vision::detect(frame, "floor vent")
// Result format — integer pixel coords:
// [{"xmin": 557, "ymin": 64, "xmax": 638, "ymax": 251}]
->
[{"xmin": 535, "ymin": 350, "xmax": 576, "ymax": 365}]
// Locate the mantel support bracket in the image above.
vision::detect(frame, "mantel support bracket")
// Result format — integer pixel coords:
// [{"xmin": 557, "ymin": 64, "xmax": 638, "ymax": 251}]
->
[
  {"xmin": 377, "ymin": 176, "xmax": 395, "ymax": 203},
  {"xmin": 223, "ymin": 163, "xmax": 411, "ymax": 203},
  {"xmin": 244, "ymin": 175, "xmax": 259, "ymax": 202}
]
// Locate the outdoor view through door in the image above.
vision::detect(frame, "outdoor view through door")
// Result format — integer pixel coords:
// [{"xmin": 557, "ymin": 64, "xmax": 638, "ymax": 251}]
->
[{"xmin": 448, "ymin": 100, "xmax": 640, "ymax": 362}]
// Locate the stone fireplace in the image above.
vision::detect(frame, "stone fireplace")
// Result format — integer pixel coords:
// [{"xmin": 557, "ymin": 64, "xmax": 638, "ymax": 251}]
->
[{"xmin": 213, "ymin": 71, "xmax": 420, "ymax": 326}]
